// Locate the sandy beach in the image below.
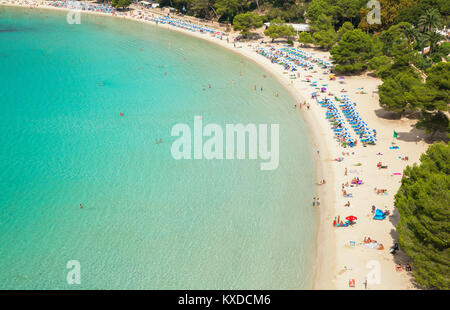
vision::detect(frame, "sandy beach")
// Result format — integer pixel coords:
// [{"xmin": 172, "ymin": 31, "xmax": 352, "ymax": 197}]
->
[{"xmin": 1, "ymin": 0, "xmax": 431, "ymax": 289}]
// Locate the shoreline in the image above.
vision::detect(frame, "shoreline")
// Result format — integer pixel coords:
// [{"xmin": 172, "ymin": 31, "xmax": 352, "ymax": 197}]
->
[{"xmin": 1, "ymin": 1, "xmax": 429, "ymax": 289}]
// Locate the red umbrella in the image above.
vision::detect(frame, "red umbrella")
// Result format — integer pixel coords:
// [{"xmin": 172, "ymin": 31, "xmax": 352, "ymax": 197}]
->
[{"xmin": 346, "ymin": 215, "xmax": 357, "ymax": 222}]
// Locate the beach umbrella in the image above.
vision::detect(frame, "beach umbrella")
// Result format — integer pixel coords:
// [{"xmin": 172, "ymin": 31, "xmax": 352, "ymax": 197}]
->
[{"xmin": 346, "ymin": 215, "xmax": 357, "ymax": 222}]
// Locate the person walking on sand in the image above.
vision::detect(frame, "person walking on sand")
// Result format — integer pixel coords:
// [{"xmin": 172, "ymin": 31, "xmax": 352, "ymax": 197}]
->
[
  {"xmin": 344, "ymin": 168, "xmax": 348, "ymax": 176},
  {"xmin": 312, "ymin": 197, "xmax": 316, "ymax": 207},
  {"xmin": 316, "ymin": 198, "xmax": 320, "ymax": 206}
]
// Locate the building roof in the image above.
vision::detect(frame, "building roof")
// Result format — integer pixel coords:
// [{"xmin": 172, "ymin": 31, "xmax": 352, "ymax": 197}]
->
[{"xmin": 264, "ymin": 23, "xmax": 310, "ymax": 32}]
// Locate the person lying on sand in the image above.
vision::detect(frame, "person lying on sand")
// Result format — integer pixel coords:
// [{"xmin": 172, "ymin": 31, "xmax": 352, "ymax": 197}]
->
[
  {"xmin": 377, "ymin": 162, "xmax": 388, "ymax": 169},
  {"xmin": 375, "ymin": 188, "xmax": 387, "ymax": 195}
]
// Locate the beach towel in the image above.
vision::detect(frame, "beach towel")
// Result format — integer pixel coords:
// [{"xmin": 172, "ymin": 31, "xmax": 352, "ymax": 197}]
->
[
  {"xmin": 373, "ymin": 209, "xmax": 386, "ymax": 220},
  {"xmin": 364, "ymin": 242, "xmax": 378, "ymax": 249}
]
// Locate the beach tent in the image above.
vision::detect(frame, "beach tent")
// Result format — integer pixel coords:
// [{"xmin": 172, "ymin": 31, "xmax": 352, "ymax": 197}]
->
[{"xmin": 373, "ymin": 209, "xmax": 386, "ymax": 220}]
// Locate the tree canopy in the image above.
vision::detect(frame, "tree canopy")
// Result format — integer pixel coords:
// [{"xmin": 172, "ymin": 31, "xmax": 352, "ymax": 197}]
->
[
  {"xmin": 331, "ymin": 29, "xmax": 382, "ymax": 73},
  {"xmin": 378, "ymin": 70, "xmax": 422, "ymax": 113},
  {"xmin": 264, "ymin": 18, "xmax": 295, "ymax": 42},
  {"xmin": 111, "ymin": 0, "xmax": 132, "ymax": 9},
  {"xmin": 395, "ymin": 142, "xmax": 450, "ymax": 289},
  {"xmin": 298, "ymin": 31, "xmax": 313, "ymax": 46},
  {"xmin": 310, "ymin": 14, "xmax": 337, "ymax": 50},
  {"xmin": 233, "ymin": 12, "xmax": 263, "ymax": 37}
]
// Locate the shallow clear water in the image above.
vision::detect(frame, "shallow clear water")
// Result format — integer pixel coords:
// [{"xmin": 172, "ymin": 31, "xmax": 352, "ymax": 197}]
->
[{"xmin": 0, "ymin": 6, "xmax": 316, "ymax": 289}]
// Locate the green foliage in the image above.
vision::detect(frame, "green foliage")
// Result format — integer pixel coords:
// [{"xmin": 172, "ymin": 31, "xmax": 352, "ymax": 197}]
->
[
  {"xmin": 313, "ymin": 30, "xmax": 337, "ymax": 50},
  {"xmin": 306, "ymin": 0, "xmax": 340, "ymax": 25},
  {"xmin": 438, "ymin": 42, "xmax": 450, "ymax": 54},
  {"xmin": 306, "ymin": 0, "xmax": 366, "ymax": 29},
  {"xmin": 395, "ymin": 0, "xmax": 450, "ymax": 26},
  {"xmin": 298, "ymin": 31, "xmax": 313, "ymax": 46},
  {"xmin": 111, "ymin": 0, "xmax": 131, "ymax": 9},
  {"xmin": 395, "ymin": 143, "xmax": 450, "ymax": 289},
  {"xmin": 368, "ymin": 55, "xmax": 392, "ymax": 77},
  {"xmin": 264, "ymin": 1, "xmax": 306, "ymax": 23},
  {"xmin": 435, "ymin": 42, "xmax": 450, "ymax": 61},
  {"xmin": 423, "ymin": 31, "xmax": 444, "ymax": 54},
  {"xmin": 233, "ymin": 12, "xmax": 263, "ymax": 37},
  {"xmin": 380, "ymin": 22, "xmax": 415, "ymax": 59},
  {"xmin": 416, "ymin": 111, "xmax": 450, "ymax": 138},
  {"xmin": 424, "ymin": 62, "xmax": 450, "ymax": 111},
  {"xmin": 214, "ymin": 0, "xmax": 250, "ymax": 20},
  {"xmin": 330, "ymin": 29, "xmax": 382, "ymax": 73},
  {"xmin": 337, "ymin": 21, "xmax": 354, "ymax": 40},
  {"xmin": 413, "ymin": 53, "xmax": 433, "ymax": 71},
  {"xmin": 408, "ymin": 62, "xmax": 450, "ymax": 113},
  {"xmin": 264, "ymin": 17, "xmax": 295, "ymax": 42},
  {"xmin": 311, "ymin": 14, "xmax": 337, "ymax": 50},
  {"xmin": 378, "ymin": 70, "xmax": 422, "ymax": 113},
  {"xmin": 418, "ymin": 8, "xmax": 443, "ymax": 32}
]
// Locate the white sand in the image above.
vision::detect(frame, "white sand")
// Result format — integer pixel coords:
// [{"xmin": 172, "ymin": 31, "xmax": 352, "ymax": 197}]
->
[{"xmin": 2, "ymin": 1, "xmax": 430, "ymax": 289}]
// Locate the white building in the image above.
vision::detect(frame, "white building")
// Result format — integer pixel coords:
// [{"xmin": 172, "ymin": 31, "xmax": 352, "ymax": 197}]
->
[
  {"xmin": 264, "ymin": 22, "xmax": 310, "ymax": 32},
  {"xmin": 139, "ymin": 0, "xmax": 159, "ymax": 8}
]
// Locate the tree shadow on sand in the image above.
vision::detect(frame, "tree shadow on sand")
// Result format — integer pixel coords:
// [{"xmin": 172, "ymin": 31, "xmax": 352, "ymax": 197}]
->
[
  {"xmin": 388, "ymin": 197, "xmax": 426, "ymax": 289},
  {"xmin": 395, "ymin": 124, "xmax": 448, "ymax": 144},
  {"xmin": 374, "ymin": 109, "xmax": 402, "ymax": 120}
]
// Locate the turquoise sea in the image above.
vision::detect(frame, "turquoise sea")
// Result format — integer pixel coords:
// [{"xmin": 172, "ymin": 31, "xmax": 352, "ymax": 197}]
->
[{"xmin": 0, "ymin": 6, "xmax": 317, "ymax": 289}]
